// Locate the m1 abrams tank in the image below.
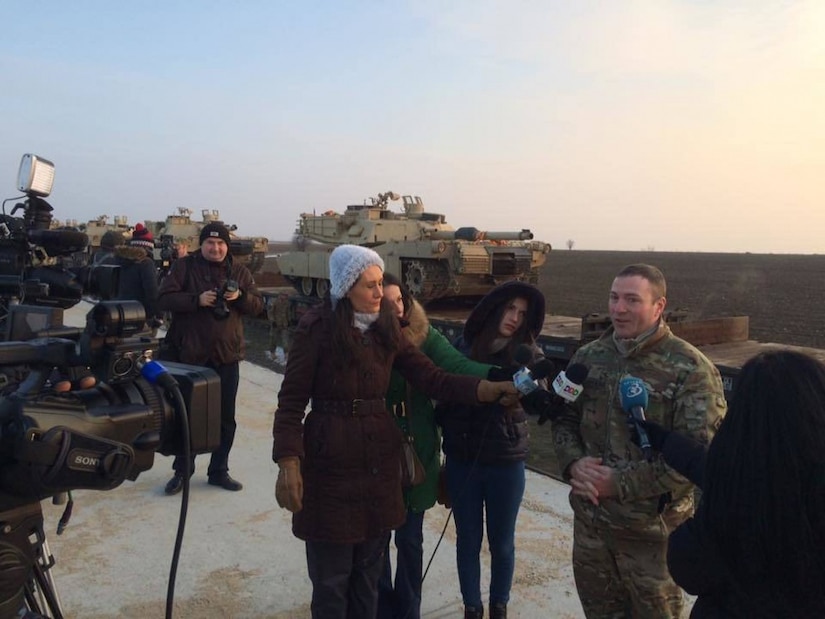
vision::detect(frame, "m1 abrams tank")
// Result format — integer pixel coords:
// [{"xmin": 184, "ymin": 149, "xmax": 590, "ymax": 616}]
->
[
  {"xmin": 64, "ymin": 215, "xmax": 132, "ymax": 267},
  {"xmin": 276, "ymin": 191, "xmax": 551, "ymax": 305},
  {"xmin": 143, "ymin": 208, "xmax": 269, "ymax": 275}
]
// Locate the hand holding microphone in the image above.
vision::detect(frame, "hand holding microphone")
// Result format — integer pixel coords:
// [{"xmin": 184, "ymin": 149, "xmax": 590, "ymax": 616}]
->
[
  {"xmin": 619, "ymin": 376, "xmax": 654, "ymax": 462},
  {"xmin": 510, "ymin": 344, "xmax": 551, "ymax": 396},
  {"xmin": 509, "ymin": 343, "xmax": 589, "ymax": 425}
]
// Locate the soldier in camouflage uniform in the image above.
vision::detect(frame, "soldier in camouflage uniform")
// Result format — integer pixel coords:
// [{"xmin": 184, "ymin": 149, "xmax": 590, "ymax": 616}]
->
[
  {"xmin": 268, "ymin": 291, "xmax": 291, "ymax": 364},
  {"xmin": 551, "ymin": 264, "xmax": 726, "ymax": 618}
]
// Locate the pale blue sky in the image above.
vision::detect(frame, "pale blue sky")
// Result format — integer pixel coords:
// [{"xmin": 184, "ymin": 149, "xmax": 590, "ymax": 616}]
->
[{"xmin": 2, "ymin": 1, "xmax": 823, "ymax": 253}]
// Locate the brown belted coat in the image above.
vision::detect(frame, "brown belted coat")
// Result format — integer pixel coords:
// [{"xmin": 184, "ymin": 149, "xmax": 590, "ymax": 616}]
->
[{"xmin": 272, "ymin": 302, "xmax": 482, "ymax": 543}]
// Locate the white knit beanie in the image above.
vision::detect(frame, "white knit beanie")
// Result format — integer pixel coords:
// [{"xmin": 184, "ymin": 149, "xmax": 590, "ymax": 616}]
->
[{"xmin": 329, "ymin": 245, "xmax": 384, "ymax": 308}]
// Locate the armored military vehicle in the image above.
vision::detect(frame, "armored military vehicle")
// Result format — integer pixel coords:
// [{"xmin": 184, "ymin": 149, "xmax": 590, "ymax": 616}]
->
[
  {"xmin": 79, "ymin": 215, "xmax": 132, "ymax": 254},
  {"xmin": 275, "ymin": 191, "xmax": 551, "ymax": 304},
  {"xmin": 143, "ymin": 208, "xmax": 269, "ymax": 275}
]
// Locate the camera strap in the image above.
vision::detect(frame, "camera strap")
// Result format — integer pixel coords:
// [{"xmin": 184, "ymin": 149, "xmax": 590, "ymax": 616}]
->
[{"xmin": 12, "ymin": 426, "xmax": 135, "ymax": 494}]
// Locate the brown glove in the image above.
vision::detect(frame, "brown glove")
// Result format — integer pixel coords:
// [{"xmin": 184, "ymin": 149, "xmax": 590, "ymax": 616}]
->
[
  {"xmin": 476, "ymin": 379, "xmax": 519, "ymax": 404},
  {"xmin": 275, "ymin": 456, "xmax": 303, "ymax": 513}
]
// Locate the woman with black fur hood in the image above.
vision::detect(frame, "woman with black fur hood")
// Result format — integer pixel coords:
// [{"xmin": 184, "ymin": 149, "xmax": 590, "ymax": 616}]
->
[{"xmin": 436, "ymin": 280, "xmax": 546, "ymax": 619}]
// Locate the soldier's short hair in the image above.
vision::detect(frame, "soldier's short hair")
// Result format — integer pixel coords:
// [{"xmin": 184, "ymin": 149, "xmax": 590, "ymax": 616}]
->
[{"xmin": 616, "ymin": 264, "xmax": 666, "ymax": 299}]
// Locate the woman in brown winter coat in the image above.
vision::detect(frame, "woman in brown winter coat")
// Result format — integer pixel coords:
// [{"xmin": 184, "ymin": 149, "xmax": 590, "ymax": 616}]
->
[{"xmin": 272, "ymin": 244, "xmax": 516, "ymax": 619}]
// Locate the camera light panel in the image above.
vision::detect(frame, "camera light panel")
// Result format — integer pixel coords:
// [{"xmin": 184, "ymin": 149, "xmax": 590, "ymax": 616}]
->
[{"xmin": 18, "ymin": 154, "xmax": 55, "ymax": 197}]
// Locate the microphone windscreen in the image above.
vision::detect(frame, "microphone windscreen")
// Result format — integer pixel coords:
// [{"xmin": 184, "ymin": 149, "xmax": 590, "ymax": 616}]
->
[
  {"xmin": 619, "ymin": 376, "xmax": 649, "ymax": 412},
  {"xmin": 513, "ymin": 343, "xmax": 535, "ymax": 366},
  {"xmin": 566, "ymin": 363, "xmax": 589, "ymax": 384},
  {"xmin": 529, "ymin": 358, "xmax": 556, "ymax": 380},
  {"xmin": 29, "ymin": 229, "xmax": 89, "ymax": 255}
]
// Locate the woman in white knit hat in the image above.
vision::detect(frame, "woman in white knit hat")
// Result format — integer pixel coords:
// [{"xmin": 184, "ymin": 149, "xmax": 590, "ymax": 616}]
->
[{"xmin": 272, "ymin": 244, "xmax": 517, "ymax": 619}]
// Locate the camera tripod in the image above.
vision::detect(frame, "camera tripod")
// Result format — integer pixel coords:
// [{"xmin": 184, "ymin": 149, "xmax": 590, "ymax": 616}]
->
[{"xmin": 0, "ymin": 501, "xmax": 65, "ymax": 619}]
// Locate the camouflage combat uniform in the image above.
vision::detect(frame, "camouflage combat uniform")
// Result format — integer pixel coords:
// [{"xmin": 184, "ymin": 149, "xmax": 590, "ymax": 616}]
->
[
  {"xmin": 267, "ymin": 292, "xmax": 291, "ymax": 355},
  {"xmin": 552, "ymin": 321, "xmax": 726, "ymax": 619}
]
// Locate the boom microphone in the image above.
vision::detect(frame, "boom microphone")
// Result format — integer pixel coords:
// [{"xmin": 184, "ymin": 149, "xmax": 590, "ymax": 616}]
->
[
  {"xmin": 619, "ymin": 376, "xmax": 653, "ymax": 461},
  {"xmin": 28, "ymin": 228, "xmax": 89, "ymax": 256}
]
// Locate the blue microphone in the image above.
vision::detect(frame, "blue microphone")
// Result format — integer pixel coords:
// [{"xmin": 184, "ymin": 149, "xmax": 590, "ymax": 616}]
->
[{"xmin": 619, "ymin": 376, "xmax": 653, "ymax": 461}]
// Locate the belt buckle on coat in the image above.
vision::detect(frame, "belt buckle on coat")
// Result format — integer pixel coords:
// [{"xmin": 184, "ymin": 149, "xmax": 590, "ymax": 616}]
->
[{"xmin": 351, "ymin": 399, "xmax": 363, "ymax": 415}]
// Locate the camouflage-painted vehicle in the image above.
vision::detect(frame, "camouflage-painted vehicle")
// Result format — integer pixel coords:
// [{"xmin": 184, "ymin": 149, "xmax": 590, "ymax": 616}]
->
[
  {"xmin": 142, "ymin": 208, "xmax": 269, "ymax": 275},
  {"xmin": 276, "ymin": 191, "xmax": 551, "ymax": 304},
  {"xmin": 76, "ymin": 215, "xmax": 132, "ymax": 261}
]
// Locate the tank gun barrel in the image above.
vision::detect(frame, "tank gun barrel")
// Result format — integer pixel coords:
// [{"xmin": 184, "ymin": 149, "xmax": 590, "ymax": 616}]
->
[{"xmin": 430, "ymin": 227, "xmax": 534, "ymax": 241}]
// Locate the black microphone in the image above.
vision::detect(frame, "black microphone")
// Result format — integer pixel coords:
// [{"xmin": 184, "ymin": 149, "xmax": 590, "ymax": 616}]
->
[
  {"xmin": 619, "ymin": 376, "xmax": 653, "ymax": 461},
  {"xmin": 513, "ymin": 343, "xmax": 534, "ymax": 366},
  {"xmin": 29, "ymin": 228, "xmax": 89, "ymax": 256}
]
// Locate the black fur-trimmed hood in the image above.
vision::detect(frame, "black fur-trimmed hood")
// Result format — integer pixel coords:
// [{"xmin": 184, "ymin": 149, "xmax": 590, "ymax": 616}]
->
[{"xmin": 463, "ymin": 280, "xmax": 545, "ymax": 345}]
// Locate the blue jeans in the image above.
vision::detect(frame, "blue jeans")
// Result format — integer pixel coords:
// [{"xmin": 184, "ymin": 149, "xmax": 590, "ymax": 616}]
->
[
  {"xmin": 377, "ymin": 509, "xmax": 425, "ymax": 619},
  {"xmin": 445, "ymin": 457, "xmax": 525, "ymax": 608}
]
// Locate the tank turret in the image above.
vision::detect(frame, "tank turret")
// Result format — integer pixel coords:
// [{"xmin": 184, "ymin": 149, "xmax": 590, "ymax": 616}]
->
[
  {"xmin": 143, "ymin": 208, "xmax": 268, "ymax": 275},
  {"xmin": 69, "ymin": 215, "xmax": 132, "ymax": 267},
  {"xmin": 276, "ymin": 192, "xmax": 551, "ymax": 304}
]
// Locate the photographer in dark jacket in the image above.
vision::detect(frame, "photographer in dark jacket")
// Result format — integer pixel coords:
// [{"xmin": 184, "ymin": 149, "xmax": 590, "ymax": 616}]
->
[{"xmin": 159, "ymin": 222, "xmax": 263, "ymax": 494}]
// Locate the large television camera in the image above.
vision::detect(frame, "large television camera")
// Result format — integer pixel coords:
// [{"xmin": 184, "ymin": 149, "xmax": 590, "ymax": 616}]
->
[
  {"xmin": 0, "ymin": 301, "xmax": 221, "ymax": 509},
  {"xmin": 0, "ymin": 155, "xmax": 221, "ymax": 619}
]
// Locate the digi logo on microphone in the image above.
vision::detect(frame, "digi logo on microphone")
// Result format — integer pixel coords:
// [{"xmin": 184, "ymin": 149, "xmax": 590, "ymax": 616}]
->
[
  {"xmin": 563, "ymin": 384, "xmax": 582, "ymax": 397},
  {"xmin": 623, "ymin": 380, "xmax": 645, "ymax": 399},
  {"xmin": 553, "ymin": 372, "xmax": 583, "ymax": 402}
]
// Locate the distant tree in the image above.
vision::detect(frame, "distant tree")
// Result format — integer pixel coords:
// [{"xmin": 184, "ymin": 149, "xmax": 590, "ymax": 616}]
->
[{"xmin": 566, "ymin": 239, "xmax": 575, "ymax": 250}]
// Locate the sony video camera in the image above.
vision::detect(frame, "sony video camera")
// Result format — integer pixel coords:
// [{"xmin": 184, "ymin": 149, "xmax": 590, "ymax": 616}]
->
[
  {"xmin": 0, "ymin": 300, "xmax": 221, "ymax": 512},
  {"xmin": 0, "ymin": 155, "xmax": 222, "ymax": 512}
]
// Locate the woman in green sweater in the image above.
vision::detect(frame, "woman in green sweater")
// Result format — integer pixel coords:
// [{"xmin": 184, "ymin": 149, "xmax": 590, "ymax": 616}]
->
[{"xmin": 377, "ymin": 273, "xmax": 493, "ymax": 619}]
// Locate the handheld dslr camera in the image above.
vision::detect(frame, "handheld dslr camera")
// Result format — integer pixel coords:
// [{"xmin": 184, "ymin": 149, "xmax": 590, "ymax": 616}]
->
[
  {"xmin": 213, "ymin": 278, "xmax": 239, "ymax": 319},
  {"xmin": 0, "ymin": 154, "xmax": 222, "ymax": 618}
]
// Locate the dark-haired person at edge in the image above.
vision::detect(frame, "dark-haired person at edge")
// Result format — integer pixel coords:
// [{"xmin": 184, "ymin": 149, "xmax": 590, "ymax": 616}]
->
[
  {"xmin": 377, "ymin": 273, "xmax": 496, "ymax": 619},
  {"xmin": 635, "ymin": 350, "xmax": 825, "ymax": 618},
  {"xmin": 110, "ymin": 223, "xmax": 163, "ymax": 333},
  {"xmin": 435, "ymin": 280, "xmax": 547, "ymax": 619},
  {"xmin": 93, "ymin": 229, "xmax": 125, "ymax": 265},
  {"xmin": 159, "ymin": 222, "xmax": 263, "ymax": 494},
  {"xmin": 551, "ymin": 263, "xmax": 727, "ymax": 618},
  {"xmin": 271, "ymin": 245, "xmax": 518, "ymax": 619}
]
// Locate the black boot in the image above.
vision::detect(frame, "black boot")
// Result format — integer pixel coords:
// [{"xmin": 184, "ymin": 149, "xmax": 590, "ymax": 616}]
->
[
  {"xmin": 164, "ymin": 474, "xmax": 184, "ymax": 495},
  {"xmin": 490, "ymin": 603, "xmax": 507, "ymax": 619},
  {"xmin": 464, "ymin": 606, "xmax": 483, "ymax": 619}
]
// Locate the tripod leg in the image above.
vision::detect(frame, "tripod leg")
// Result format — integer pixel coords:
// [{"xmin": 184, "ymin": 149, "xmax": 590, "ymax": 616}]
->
[
  {"xmin": 0, "ymin": 503, "xmax": 64, "ymax": 619},
  {"xmin": 26, "ymin": 524, "xmax": 64, "ymax": 619}
]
